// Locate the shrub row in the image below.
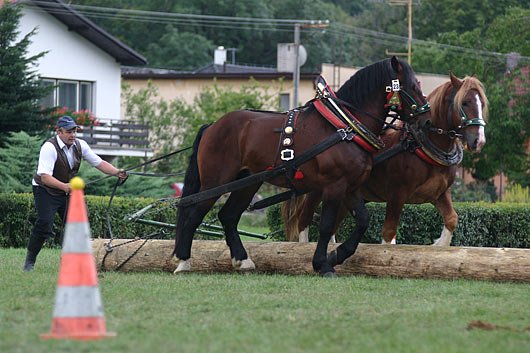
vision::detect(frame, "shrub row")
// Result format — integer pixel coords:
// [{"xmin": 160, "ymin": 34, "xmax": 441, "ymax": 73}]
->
[
  {"xmin": 266, "ymin": 202, "xmax": 530, "ymax": 248},
  {"xmin": 2, "ymin": 193, "xmax": 528, "ymax": 249},
  {"xmin": 0, "ymin": 193, "xmax": 177, "ymax": 248}
]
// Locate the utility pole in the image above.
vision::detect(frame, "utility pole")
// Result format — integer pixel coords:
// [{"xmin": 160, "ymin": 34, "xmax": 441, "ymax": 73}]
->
[
  {"xmin": 292, "ymin": 21, "xmax": 329, "ymax": 108},
  {"xmin": 386, "ymin": 0, "xmax": 413, "ymax": 64},
  {"xmin": 293, "ymin": 23, "xmax": 301, "ymax": 109}
]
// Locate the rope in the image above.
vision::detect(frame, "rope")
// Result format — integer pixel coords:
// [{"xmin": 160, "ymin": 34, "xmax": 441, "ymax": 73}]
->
[{"xmin": 85, "ymin": 146, "xmax": 192, "ymax": 186}]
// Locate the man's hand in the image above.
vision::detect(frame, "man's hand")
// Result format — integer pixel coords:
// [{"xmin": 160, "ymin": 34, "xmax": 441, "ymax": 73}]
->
[{"xmin": 117, "ymin": 169, "xmax": 128, "ymax": 185}]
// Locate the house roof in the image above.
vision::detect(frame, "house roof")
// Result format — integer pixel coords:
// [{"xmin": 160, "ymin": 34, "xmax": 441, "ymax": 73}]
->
[
  {"xmin": 27, "ymin": 0, "xmax": 147, "ymax": 66},
  {"xmin": 121, "ymin": 64, "xmax": 319, "ymax": 80}
]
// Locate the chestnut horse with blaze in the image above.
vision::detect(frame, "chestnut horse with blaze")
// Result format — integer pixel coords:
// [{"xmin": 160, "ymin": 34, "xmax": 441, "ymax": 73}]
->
[
  {"xmin": 282, "ymin": 73, "xmax": 488, "ymax": 246},
  {"xmin": 174, "ymin": 57, "xmax": 430, "ymax": 276}
]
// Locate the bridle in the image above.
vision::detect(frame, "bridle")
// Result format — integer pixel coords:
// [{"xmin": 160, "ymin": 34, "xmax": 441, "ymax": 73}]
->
[
  {"xmin": 428, "ymin": 86, "xmax": 486, "ymax": 140},
  {"xmin": 384, "ymin": 78, "xmax": 431, "ymax": 126}
]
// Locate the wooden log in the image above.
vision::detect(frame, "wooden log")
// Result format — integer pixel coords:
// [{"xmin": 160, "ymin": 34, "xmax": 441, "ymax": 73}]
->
[{"xmin": 92, "ymin": 239, "xmax": 530, "ymax": 282}]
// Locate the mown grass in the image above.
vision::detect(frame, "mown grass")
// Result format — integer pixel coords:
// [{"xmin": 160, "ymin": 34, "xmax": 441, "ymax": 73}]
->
[{"xmin": 1, "ymin": 247, "xmax": 529, "ymax": 353}]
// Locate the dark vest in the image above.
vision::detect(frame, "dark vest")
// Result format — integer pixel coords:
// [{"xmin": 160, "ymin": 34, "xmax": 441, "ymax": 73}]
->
[{"xmin": 33, "ymin": 137, "xmax": 82, "ymax": 196}]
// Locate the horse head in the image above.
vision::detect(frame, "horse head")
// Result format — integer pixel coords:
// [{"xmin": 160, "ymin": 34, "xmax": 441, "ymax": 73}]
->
[
  {"xmin": 388, "ymin": 56, "xmax": 431, "ymax": 123},
  {"xmin": 449, "ymin": 73, "xmax": 488, "ymax": 152},
  {"xmin": 335, "ymin": 56, "xmax": 430, "ymax": 133}
]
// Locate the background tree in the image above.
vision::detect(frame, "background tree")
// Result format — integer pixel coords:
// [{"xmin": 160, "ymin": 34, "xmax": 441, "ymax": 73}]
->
[
  {"xmin": 121, "ymin": 79, "xmax": 280, "ymax": 174},
  {"xmin": 0, "ymin": 131, "xmax": 42, "ymax": 193},
  {"xmin": 0, "ymin": 3, "xmax": 51, "ymax": 141},
  {"xmin": 146, "ymin": 26, "xmax": 214, "ymax": 70}
]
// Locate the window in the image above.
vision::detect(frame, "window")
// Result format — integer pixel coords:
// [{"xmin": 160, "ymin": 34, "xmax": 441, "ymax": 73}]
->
[
  {"xmin": 279, "ymin": 93, "xmax": 290, "ymax": 111},
  {"xmin": 40, "ymin": 78, "xmax": 94, "ymax": 112},
  {"xmin": 40, "ymin": 80, "xmax": 55, "ymax": 108}
]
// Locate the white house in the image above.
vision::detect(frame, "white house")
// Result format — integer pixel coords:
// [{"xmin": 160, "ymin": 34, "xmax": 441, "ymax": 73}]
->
[
  {"xmin": 13, "ymin": 0, "xmax": 152, "ymax": 157},
  {"xmin": 17, "ymin": 0, "xmax": 146, "ymax": 119}
]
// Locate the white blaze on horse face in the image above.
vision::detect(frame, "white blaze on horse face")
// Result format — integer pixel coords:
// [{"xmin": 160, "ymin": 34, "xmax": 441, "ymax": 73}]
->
[{"xmin": 474, "ymin": 94, "xmax": 486, "ymax": 152}]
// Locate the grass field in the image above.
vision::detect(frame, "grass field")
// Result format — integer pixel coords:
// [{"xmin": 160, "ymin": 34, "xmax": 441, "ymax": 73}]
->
[{"xmin": 1, "ymin": 247, "xmax": 529, "ymax": 353}]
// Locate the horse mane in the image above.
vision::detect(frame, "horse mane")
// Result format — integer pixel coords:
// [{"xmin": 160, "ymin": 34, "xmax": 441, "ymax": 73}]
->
[
  {"xmin": 428, "ymin": 76, "xmax": 489, "ymax": 123},
  {"xmin": 457, "ymin": 76, "xmax": 489, "ymax": 122},
  {"xmin": 335, "ymin": 57, "xmax": 415, "ymax": 106}
]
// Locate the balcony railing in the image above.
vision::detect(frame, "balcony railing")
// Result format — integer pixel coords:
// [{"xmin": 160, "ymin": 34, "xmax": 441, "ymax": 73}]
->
[{"xmin": 78, "ymin": 119, "xmax": 154, "ymax": 158}]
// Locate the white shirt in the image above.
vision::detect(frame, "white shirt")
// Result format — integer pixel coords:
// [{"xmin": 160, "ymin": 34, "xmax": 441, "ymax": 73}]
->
[{"xmin": 32, "ymin": 136, "xmax": 102, "ymax": 186}]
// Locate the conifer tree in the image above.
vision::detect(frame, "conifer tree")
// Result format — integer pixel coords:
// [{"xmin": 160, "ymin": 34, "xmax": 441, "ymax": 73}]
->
[{"xmin": 0, "ymin": 2, "xmax": 51, "ymax": 141}]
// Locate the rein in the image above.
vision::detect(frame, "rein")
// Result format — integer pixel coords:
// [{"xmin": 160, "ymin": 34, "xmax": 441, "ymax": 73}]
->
[{"xmin": 97, "ymin": 146, "xmax": 192, "ymax": 252}]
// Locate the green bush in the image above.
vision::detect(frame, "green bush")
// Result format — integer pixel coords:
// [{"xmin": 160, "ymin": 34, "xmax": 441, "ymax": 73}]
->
[
  {"xmin": 266, "ymin": 202, "xmax": 530, "ymax": 248},
  {"xmin": 0, "ymin": 193, "xmax": 176, "ymax": 248},
  {"xmin": 2, "ymin": 193, "xmax": 528, "ymax": 249}
]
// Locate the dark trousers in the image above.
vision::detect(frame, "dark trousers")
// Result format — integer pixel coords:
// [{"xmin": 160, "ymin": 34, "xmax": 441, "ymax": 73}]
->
[{"xmin": 27, "ymin": 186, "xmax": 68, "ymax": 254}]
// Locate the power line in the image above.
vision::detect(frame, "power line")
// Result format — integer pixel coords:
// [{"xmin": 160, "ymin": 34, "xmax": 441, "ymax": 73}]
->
[{"xmin": 28, "ymin": 1, "xmax": 530, "ymax": 64}]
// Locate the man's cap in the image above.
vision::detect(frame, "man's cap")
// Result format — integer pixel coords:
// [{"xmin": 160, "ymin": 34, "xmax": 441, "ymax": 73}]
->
[{"xmin": 57, "ymin": 116, "xmax": 81, "ymax": 130}]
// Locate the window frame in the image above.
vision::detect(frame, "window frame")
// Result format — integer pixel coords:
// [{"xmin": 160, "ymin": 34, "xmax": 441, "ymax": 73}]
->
[{"xmin": 40, "ymin": 78, "xmax": 94, "ymax": 112}]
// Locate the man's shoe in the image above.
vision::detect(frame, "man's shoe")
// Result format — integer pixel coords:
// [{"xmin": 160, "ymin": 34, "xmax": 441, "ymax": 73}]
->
[
  {"xmin": 23, "ymin": 253, "xmax": 36, "ymax": 272},
  {"xmin": 23, "ymin": 261, "xmax": 35, "ymax": 272}
]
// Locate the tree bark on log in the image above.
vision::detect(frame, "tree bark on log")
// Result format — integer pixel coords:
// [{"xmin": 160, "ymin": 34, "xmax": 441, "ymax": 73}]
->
[{"xmin": 92, "ymin": 239, "xmax": 530, "ymax": 282}]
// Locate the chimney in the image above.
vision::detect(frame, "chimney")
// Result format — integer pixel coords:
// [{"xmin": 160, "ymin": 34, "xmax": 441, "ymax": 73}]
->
[{"xmin": 214, "ymin": 46, "xmax": 227, "ymax": 66}]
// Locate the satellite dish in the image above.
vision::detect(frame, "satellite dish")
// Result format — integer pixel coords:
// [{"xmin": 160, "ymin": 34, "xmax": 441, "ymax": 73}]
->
[{"xmin": 298, "ymin": 45, "xmax": 307, "ymax": 67}]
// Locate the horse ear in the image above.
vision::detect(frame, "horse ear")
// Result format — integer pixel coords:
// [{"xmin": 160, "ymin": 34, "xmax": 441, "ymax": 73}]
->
[
  {"xmin": 449, "ymin": 72, "xmax": 463, "ymax": 89},
  {"xmin": 391, "ymin": 56, "xmax": 402, "ymax": 73}
]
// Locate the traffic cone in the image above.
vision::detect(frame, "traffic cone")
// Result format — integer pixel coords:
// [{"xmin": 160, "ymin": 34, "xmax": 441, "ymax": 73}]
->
[{"xmin": 41, "ymin": 177, "xmax": 115, "ymax": 340}]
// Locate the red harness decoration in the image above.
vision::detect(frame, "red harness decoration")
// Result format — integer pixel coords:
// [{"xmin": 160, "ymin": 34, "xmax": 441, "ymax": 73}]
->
[{"xmin": 313, "ymin": 98, "xmax": 378, "ymax": 153}]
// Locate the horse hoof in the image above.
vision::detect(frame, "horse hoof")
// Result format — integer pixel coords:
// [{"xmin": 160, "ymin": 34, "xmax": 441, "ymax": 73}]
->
[
  {"xmin": 322, "ymin": 271, "xmax": 337, "ymax": 278},
  {"xmin": 173, "ymin": 258, "xmax": 191, "ymax": 274},
  {"xmin": 327, "ymin": 250, "xmax": 338, "ymax": 266},
  {"xmin": 232, "ymin": 258, "xmax": 256, "ymax": 272}
]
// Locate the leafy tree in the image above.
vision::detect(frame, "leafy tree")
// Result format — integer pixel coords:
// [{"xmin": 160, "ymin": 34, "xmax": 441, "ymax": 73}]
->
[
  {"xmin": 0, "ymin": 3, "xmax": 51, "ymax": 139},
  {"xmin": 121, "ymin": 79, "xmax": 279, "ymax": 173},
  {"xmin": 470, "ymin": 68, "xmax": 529, "ymax": 187},
  {"xmin": 0, "ymin": 131, "xmax": 42, "ymax": 193},
  {"xmin": 146, "ymin": 26, "xmax": 214, "ymax": 70}
]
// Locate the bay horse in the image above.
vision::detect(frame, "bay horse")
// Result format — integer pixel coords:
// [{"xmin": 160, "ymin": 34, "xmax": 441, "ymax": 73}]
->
[
  {"xmin": 174, "ymin": 56, "xmax": 430, "ymax": 276},
  {"xmin": 282, "ymin": 73, "xmax": 488, "ymax": 246}
]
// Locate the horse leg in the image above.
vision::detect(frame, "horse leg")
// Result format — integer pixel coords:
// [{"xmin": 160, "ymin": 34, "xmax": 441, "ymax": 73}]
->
[
  {"xmin": 381, "ymin": 194, "xmax": 407, "ymax": 244},
  {"xmin": 299, "ymin": 228, "xmax": 309, "ymax": 242},
  {"xmin": 328, "ymin": 196, "xmax": 368, "ymax": 267},
  {"xmin": 312, "ymin": 198, "xmax": 342, "ymax": 277},
  {"xmin": 296, "ymin": 192, "xmax": 321, "ymax": 243},
  {"xmin": 432, "ymin": 189, "xmax": 457, "ymax": 246},
  {"xmin": 174, "ymin": 199, "xmax": 218, "ymax": 273},
  {"xmin": 218, "ymin": 182, "xmax": 262, "ymax": 271}
]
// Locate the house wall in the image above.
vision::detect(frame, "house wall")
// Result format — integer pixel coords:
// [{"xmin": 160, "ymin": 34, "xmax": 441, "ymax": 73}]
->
[
  {"xmin": 19, "ymin": 6, "xmax": 122, "ymax": 119},
  {"xmin": 121, "ymin": 77, "xmax": 318, "ymax": 119},
  {"xmin": 123, "ymin": 64, "xmax": 448, "ymax": 117}
]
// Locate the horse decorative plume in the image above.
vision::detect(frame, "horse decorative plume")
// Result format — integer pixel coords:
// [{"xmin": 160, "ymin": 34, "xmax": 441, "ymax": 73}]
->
[
  {"xmin": 174, "ymin": 57, "xmax": 430, "ymax": 277},
  {"xmin": 282, "ymin": 73, "xmax": 488, "ymax": 246}
]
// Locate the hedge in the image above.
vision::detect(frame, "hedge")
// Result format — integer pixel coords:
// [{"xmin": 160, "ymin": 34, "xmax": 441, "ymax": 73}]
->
[
  {"xmin": 266, "ymin": 202, "xmax": 530, "ymax": 248},
  {"xmin": 0, "ymin": 193, "xmax": 176, "ymax": 248},
  {"xmin": 2, "ymin": 193, "xmax": 528, "ymax": 249}
]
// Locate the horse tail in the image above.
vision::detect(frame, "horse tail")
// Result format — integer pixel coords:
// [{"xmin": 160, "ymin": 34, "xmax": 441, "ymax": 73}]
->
[
  {"xmin": 180, "ymin": 124, "xmax": 210, "ymax": 198},
  {"xmin": 280, "ymin": 195, "xmax": 307, "ymax": 242},
  {"xmin": 175, "ymin": 124, "xmax": 210, "ymax": 255}
]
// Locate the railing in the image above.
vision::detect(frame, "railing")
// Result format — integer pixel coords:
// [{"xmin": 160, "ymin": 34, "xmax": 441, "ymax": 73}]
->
[{"xmin": 78, "ymin": 119, "xmax": 153, "ymax": 157}]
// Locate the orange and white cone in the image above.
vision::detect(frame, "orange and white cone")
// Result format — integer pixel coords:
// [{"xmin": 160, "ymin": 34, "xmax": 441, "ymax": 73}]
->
[{"xmin": 41, "ymin": 177, "xmax": 115, "ymax": 340}]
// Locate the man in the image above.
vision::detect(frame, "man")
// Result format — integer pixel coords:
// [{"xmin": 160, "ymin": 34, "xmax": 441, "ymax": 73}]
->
[{"xmin": 23, "ymin": 116, "xmax": 127, "ymax": 271}]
